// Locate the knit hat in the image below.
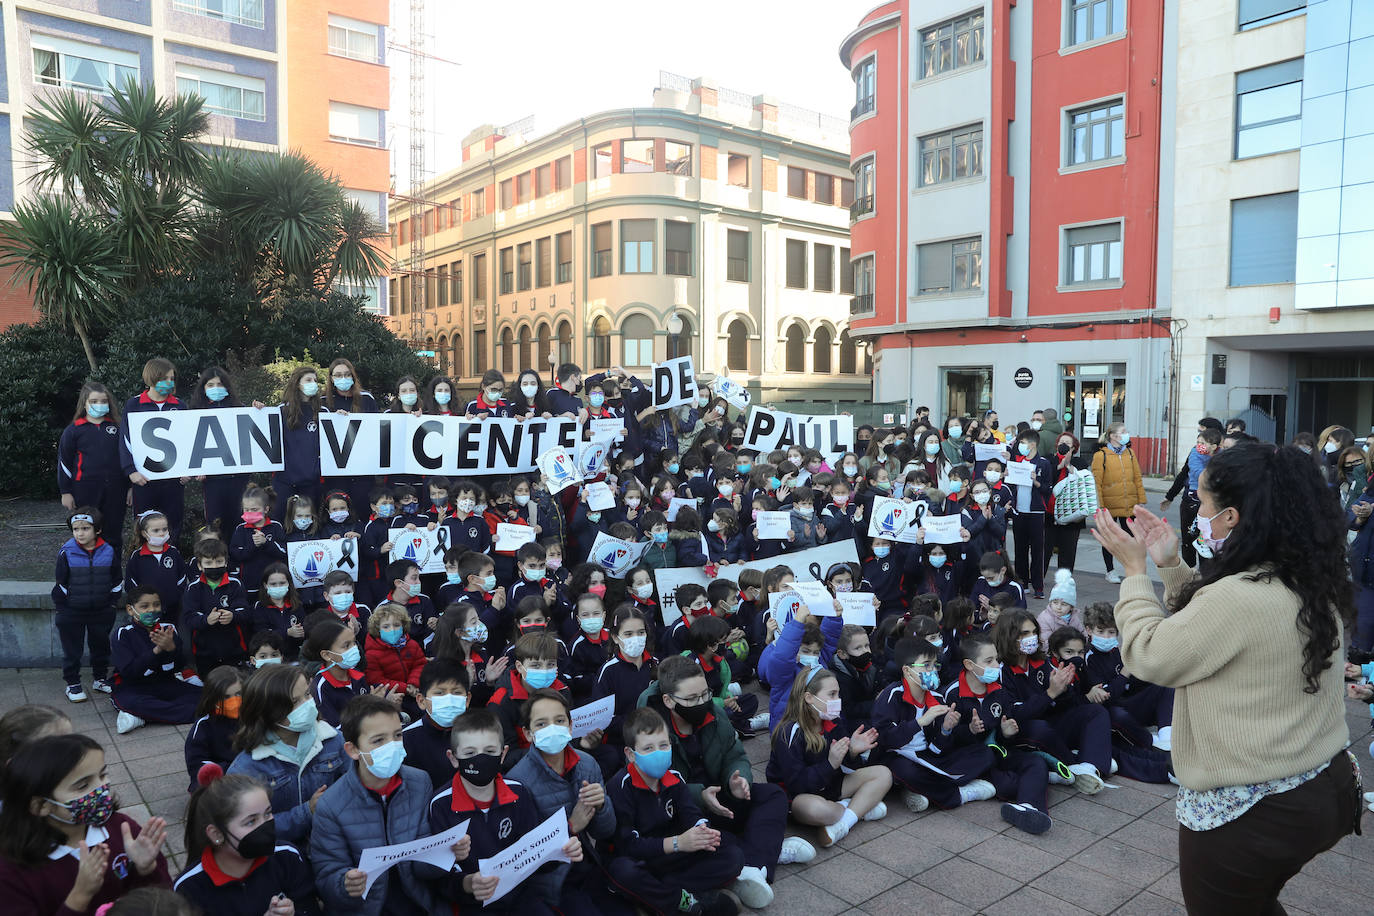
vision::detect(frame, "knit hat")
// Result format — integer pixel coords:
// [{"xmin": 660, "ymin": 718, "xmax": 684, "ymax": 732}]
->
[{"xmin": 1049, "ymin": 568, "xmax": 1077, "ymax": 606}]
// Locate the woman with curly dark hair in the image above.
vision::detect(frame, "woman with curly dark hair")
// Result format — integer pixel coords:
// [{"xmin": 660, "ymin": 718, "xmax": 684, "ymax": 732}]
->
[{"xmin": 1094, "ymin": 443, "xmax": 1357, "ymax": 915}]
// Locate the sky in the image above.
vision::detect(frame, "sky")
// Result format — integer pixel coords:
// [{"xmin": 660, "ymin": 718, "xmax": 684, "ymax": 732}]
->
[{"xmin": 387, "ymin": 0, "xmax": 874, "ymax": 190}]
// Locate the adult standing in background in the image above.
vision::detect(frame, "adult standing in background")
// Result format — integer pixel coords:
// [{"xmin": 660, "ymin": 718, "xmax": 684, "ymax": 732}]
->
[
  {"xmin": 1092, "ymin": 422, "xmax": 1145, "ymax": 584},
  {"xmin": 1035, "ymin": 408, "xmax": 1064, "ymax": 458},
  {"xmin": 1094, "ymin": 444, "xmax": 1357, "ymax": 915}
]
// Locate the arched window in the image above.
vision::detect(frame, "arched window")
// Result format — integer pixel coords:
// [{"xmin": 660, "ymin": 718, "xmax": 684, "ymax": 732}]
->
[
  {"xmin": 839, "ymin": 330, "xmax": 857, "ymax": 374},
  {"xmin": 451, "ymin": 333, "xmax": 464, "ymax": 378},
  {"xmin": 518, "ymin": 325, "xmax": 532, "ymax": 373},
  {"xmin": 557, "ymin": 320, "xmax": 573, "ymax": 365},
  {"xmin": 499, "ymin": 327, "xmax": 514, "ymax": 374},
  {"xmin": 438, "ymin": 334, "xmax": 449, "ymax": 374},
  {"xmin": 727, "ymin": 319, "xmax": 749, "ymax": 372},
  {"xmin": 622, "ymin": 314, "xmax": 655, "ymax": 367},
  {"xmin": 591, "ymin": 316, "xmax": 611, "ymax": 369},
  {"xmin": 536, "ymin": 321, "xmax": 552, "ymax": 371},
  {"xmin": 667, "ymin": 315, "xmax": 694, "ymax": 360},
  {"xmin": 784, "ymin": 324, "xmax": 806, "ymax": 373},
  {"xmin": 813, "ymin": 326, "xmax": 832, "ymax": 374},
  {"xmin": 864, "ymin": 343, "xmax": 873, "ymax": 376}
]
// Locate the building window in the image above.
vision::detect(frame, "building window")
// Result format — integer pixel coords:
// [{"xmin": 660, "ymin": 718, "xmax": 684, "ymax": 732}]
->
[
  {"xmin": 815, "ymin": 173, "xmax": 835, "ymax": 205},
  {"xmin": 840, "ymin": 247, "xmax": 854, "ymax": 294},
  {"xmin": 727, "ymin": 153, "xmax": 750, "ymax": 187},
  {"xmin": 852, "ymin": 57, "xmax": 876, "ymax": 119},
  {"xmin": 1068, "ymin": 100, "xmax": 1124, "ymax": 165},
  {"xmin": 665, "ymin": 141, "xmax": 692, "ymax": 176},
  {"xmin": 536, "ymin": 237, "xmax": 551, "ymax": 288},
  {"xmin": 852, "ymin": 157, "xmax": 875, "ymax": 218},
  {"xmin": 1239, "ymin": 0, "xmax": 1305, "ymax": 30},
  {"xmin": 1067, "ymin": 0, "xmax": 1125, "ymax": 47},
  {"xmin": 471, "ymin": 188, "xmax": 485, "ymax": 219},
  {"xmin": 918, "ymin": 237, "xmax": 982, "ymax": 295},
  {"xmin": 784, "ymin": 325, "xmax": 806, "ymax": 372},
  {"xmin": 665, "ymin": 222, "xmax": 693, "ymax": 276},
  {"xmin": 555, "ymin": 156, "xmax": 572, "ymax": 190},
  {"xmin": 623, "ymin": 314, "xmax": 654, "ymax": 367},
  {"xmin": 474, "ymin": 329, "xmax": 487, "ymax": 374},
  {"xmin": 591, "ymin": 223, "xmax": 613, "ymax": 277},
  {"xmin": 517, "ymin": 242, "xmax": 532, "ymax": 291},
  {"xmin": 499, "ymin": 328, "xmax": 514, "ymax": 373},
  {"xmin": 328, "ymin": 102, "xmax": 383, "ymax": 146},
  {"xmin": 621, "ymin": 219, "xmax": 655, "ymax": 274},
  {"xmin": 814, "ymin": 244, "xmax": 834, "ymax": 292},
  {"xmin": 472, "ymin": 253, "xmax": 487, "ymax": 302},
  {"xmin": 920, "ymin": 12, "xmax": 985, "ymax": 79},
  {"xmin": 450, "ymin": 333, "xmax": 463, "ymax": 378},
  {"xmin": 499, "ymin": 247, "xmax": 514, "ymax": 295},
  {"xmin": 557, "ymin": 320, "xmax": 573, "ymax": 364},
  {"xmin": 727, "ymin": 320, "xmax": 750, "ymax": 372},
  {"xmin": 593, "ymin": 144, "xmax": 614, "ymax": 179},
  {"xmin": 813, "ymin": 327, "xmax": 833, "ymax": 373},
  {"xmin": 556, "ymin": 231, "xmax": 573, "ymax": 283},
  {"xmin": 919, "ymin": 125, "xmax": 983, "ymax": 185},
  {"xmin": 839, "ymin": 331, "xmax": 858, "ymax": 374},
  {"xmin": 840, "ymin": 179, "xmax": 855, "ymax": 208},
  {"xmin": 622, "ymin": 140, "xmax": 654, "ymax": 174},
  {"xmin": 536, "ymin": 163, "xmax": 552, "ymax": 197},
  {"xmin": 173, "ymin": 0, "xmax": 264, "ymax": 28},
  {"xmin": 785, "ymin": 239, "xmax": 808, "ymax": 289},
  {"xmin": 33, "ymin": 37, "xmax": 139, "ymax": 94},
  {"xmin": 518, "ymin": 326, "xmax": 532, "ymax": 372},
  {"xmin": 787, "ymin": 166, "xmax": 808, "ymax": 199},
  {"xmin": 1230, "ymin": 192, "xmax": 1298, "ymax": 286},
  {"xmin": 437, "ymin": 266, "xmax": 448, "ymax": 307},
  {"xmin": 516, "ymin": 172, "xmax": 532, "ymax": 203},
  {"xmin": 727, "ymin": 230, "xmax": 750, "ymax": 282},
  {"xmin": 1064, "ymin": 223, "xmax": 1123, "ymax": 285},
  {"xmin": 175, "ymin": 66, "xmax": 266, "ymax": 121},
  {"xmin": 499, "ymin": 179, "xmax": 514, "ymax": 211},
  {"xmin": 327, "ymin": 14, "xmax": 382, "ymax": 62},
  {"xmin": 1235, "ymin": 60, "xmax": 1302, "ymax": 159},
  {"xmin": 591, "ymin": 317, "xmax": 612, "ymax": 368},
  {"xmin": 851, "ymin": 255, "xmax": 874, "ymax": 314},
  {"xmin": 451, "ymin": 261, "xmax": 463, "ymax": 303},
  {"xmin": 536, "ymin": 322, "xmax": 552, "ymax": 370}
]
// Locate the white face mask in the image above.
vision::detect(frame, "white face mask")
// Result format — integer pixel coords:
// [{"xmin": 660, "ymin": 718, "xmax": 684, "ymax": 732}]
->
[
  {"xmin": 1019, "ymin": 635, "xmax": 1040, "ymax": 655},
  {"xmin": 521, "ymin": 383, "xmax": 539, "ymax": 398},
  {"xmin": 973, "ymin": 491, "xmax": 991, "ymax": 505},
  {"xmin": 985, "ymin": 470, "xmax": 1002, "ymax": 483}
]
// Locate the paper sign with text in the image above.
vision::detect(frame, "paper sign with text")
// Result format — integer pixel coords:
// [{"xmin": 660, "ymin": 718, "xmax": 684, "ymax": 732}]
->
[
  {"xmin": 584, "ymin": 481, "xmax": 617, "ymax": 512},
  {"xmin": 867, "ymin": 497, "xmax": 914, "ymax": 539},
  {"xmin": 570, "ymin": 694, "xmax": 616, "ymax": 738},
  {"xmin": 477, "ymin": 809, "xmax": 573, "ymax": 905},
  {"xmin": 789, "ymin": 580, "xmax": 837, "ymax": 616},
  {"xmin": 755, "ymin": 511, "xmax": 791, "ymax": 540},
  {"xmin": 286, "ymin": 539, "xmax": 358, "ymax": 589},
  {"xmin": 588, "ymin": 417, "xmax": 625, "ymax": 440},
  {"xmin": 920, "ymin": 513, "xmax": 963, "ymax": 545},
  {"xmin": 837, "ymin": 592, "xmax": 879, "ymax": 626},
  {"xmin": 357, "ymin": 819, "xmax": 470, "ymax": 898},
  {"xmin": 127, "ymin": 407, "xmax": 285, "ymax": 480},
  {"xmin": 1005, "ymin": 460, "xmax": 1035, "ymax": 487},
  {"xmin": 974, "ymin": 442, "xmax": 1008, "ymax": 463},
  {"xmin": 494, "ymin": 523, "xmax": 536, "ymax": 552}
]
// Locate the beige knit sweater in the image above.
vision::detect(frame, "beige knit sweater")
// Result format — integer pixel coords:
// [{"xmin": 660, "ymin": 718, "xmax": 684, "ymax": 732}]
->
[{"xmin": 1116, "ymin": 564, "xmax": 1348, "ymax": 791}]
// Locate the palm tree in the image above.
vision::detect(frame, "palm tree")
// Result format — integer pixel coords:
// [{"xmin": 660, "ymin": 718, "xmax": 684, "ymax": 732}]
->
[
  {"xmin": 324, "ymin": 198, "xmax": 391, "ymax": 291},
  {"xmin": 0, "ymin": 196, "xmax": 128, "ymax": 371}
]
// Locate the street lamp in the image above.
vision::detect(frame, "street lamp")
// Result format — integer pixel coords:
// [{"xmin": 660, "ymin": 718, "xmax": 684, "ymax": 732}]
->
[
  {"xmin": 548, "ymin": 350, "xmax": 557, "ymax": 388},
  {"xmin": 667, "ymin": 313, "xmax": 683, "ymax": 360}
]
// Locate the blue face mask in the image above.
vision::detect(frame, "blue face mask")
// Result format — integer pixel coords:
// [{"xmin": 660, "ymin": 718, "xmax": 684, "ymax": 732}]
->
[
  {"xmin": 434, "ymin": 391, "xmax": 452, "ymax": 405},
  {"xmin": 284, "ymin": 698, "xmax": 318, "ymax": 732},
  {"xmin": 667, "ymin": 463, "xmax": 680, "ymax": 474},
  {"xmin": 301, "ymin": 381, "xmax": 319, "ymax": 398},
  {"xmin": 361, "ymin": 740, "xmax": 406, "ymax": 780},
  {"xmin": 1018, "ymin": 443, "xmax": 1031, "ymax": 457},
  {"xmin": 918, "ymin": 670, "xmax": 941, "ymax": 691},
  {"xmin": 737, "ymin": 463, "xmax": 752, "ymax": 475},
  {"xmin": 446, "ymin": 572, "xmax": 464, "ymax": 585},
  {"xmin": 153, "ymin": 380, "xmax": 176, "ymax": 396},
  {"xmin": 524, "ymin": 666, "xmax": 558, "ymax": 690},
  {"xmin": 293, "ymin": 517, "xmax": 312, "ymax": 530},
  {"xmin": 205, "ymin": 386, "xmax": 229, "ymax": 402},
  {"xmin": 976, "ymin": 662, "xmax": 1002, "ymax": 685},
  {"xmin": 482, "ymin": 574, "xmax": 497, "ymax": 592},
  {"xmin": 402, "ymin": 503, "xmax": 419, "ymax": 514},
  {"xmin": 1091, "ymin": 635, "xmax": 1120, "ymax": 652},
  {"xmin": 929, "ymin": 555, "xmax": 947, "ymax": 568},
  {"xmin": 768, "ymin": 476, "xmax": 782, "ymax": 490},
  {"xmin": 589, "ymin": 393, "xmax": 605, "ymax": 408},
  {"xmin": 329, "ymin": 592, "xmax": 354, "ymax": 613},
  {"xmin": 380, "ymin": 628, "xmax": 406, "ymax": 647},
  {"xmin": 333, "ymin": 377, "xmax": 354, "ymax": 392},
  {"xmin": 874, "ymin": 545, "xmax": 891, "ymax": 559},
  {"xmin": 428, "ymin": 694, "xmax": 467, "ymax": 727},
  {"xmin": 634, "ymin": 748, "xmax": 674, "ymax": 780},
  {"xmin": 376, "ymin": 504, "xmax": 395, "ymax": 518},
  {"xmin": 407, "ymin": 582, "xmax": 422, "ymax": 597},
  {"xmin": 86, "ymin": 402, "xmax": 110, "ymax": 418},
  {"xmin": 532, "ymin": 723, "xmax": 572, "ymax": 754},
  {"xmin": 335, "ymin": 646, "xmax": 361, "ymax": 670},
  {"xmin": 266, "ymin": 584, "xmax": 289, "ymax": 601},
  {"xmin": 652, "ymin": 530, "xmax": 668, "ymax": 544}
]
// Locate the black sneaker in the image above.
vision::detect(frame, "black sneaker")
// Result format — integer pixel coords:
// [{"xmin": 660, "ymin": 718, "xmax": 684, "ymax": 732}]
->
[
  {"xmin": 1001, "ymin": 802, "xmax": 1051, "ymax": 835},
  {"xmin": 688, "ymin": 891, "xmax": 740, "ymax": 916}
]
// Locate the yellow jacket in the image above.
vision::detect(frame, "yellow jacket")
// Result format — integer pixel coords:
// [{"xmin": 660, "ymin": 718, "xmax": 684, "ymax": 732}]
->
[{"xmin": 1091, "ymin": 445, "xmax": 1145, "ymax": 517}]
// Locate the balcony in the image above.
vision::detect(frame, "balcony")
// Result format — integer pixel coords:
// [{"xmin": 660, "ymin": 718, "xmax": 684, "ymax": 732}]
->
[
  {"xmin": 849, "ymin": 294, "xmax": 874, "ymax": 316},
  {"xmin": 849, "ymin": 196, "xmax": 874, "ymax": 221},
  {"xmin": 850, "ymin": 96, "xmax": 875, "ymax": 121}
]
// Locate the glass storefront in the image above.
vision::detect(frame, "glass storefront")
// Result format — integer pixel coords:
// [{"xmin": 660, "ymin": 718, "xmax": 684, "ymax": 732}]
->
[{"xmin": 1059, "ymin": 362, "xmax": 1126, "ymax": 446}]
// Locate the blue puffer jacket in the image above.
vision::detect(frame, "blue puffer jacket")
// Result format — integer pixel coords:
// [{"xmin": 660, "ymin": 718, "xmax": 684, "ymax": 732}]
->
[
  {"xmin": 53, "ymin": 537, "xmax": 120, "ymax": 614},
  {"xmin": 310, "ymin": 763, "xmax": 436, "ymax": 916},
  {"xmin": 227, "ymin": 720, "xmax": 348, "ymax": 845},
  {"xmin": 507, "ymin": 747, "xmax": 616, "ymax": 905}
]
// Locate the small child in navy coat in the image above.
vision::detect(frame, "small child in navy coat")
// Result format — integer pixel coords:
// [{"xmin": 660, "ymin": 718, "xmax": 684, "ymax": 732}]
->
[
  {"xmin": 122, "ymin": 510, "xmax": 185, "ymax": 625},
  {"xmin": 860, "ymin": 536, "xmax": 908, "ymax": 620},
  {"xmin": 110, "ymin": 586, "xmax": 201, "ymax": 734},
  {"xmin": 969, "ymin": 550, "xmax": 1027, "ymax": 620},
  {"xmin": 606, "ymin": 707, "xmax": 746, "ymax": 914},
  {"xmin": 185, "ymin": 665, "xmax": 245, "ymax": 791},
  {"xmin": 250, "ymin": 562, "xmax": 306, "ymax": 659},
  {"xmin": 227, "ymin": 483, "xmax": 286, "ymax": 603},
  {"xmin": 52, "ymin": 507, "xmax": 122, "ymax": 701},
  {"xmin": 183, "ymin": 539, "xmax": 251, "ymax": 674}
]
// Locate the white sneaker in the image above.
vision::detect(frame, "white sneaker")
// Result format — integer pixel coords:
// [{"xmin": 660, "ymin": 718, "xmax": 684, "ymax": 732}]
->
[
  {"xmin": 1069, "ymin": 763, "xmax": 1105, "ymax": 795},
  {"xmin": 1047, "ymin": 761, "xmax": 1076, "ymax": 785},
  {"xmin": 862, "ymin": 801, "xmax": 887, "ymax": 821},
  {"xmin": 732, "ymin": 865, "xmax": 773, "ymax": 909},
  {"xmin": 821, "ymin": 817, "xmax": 851, "ymax": 847},
  {"xmin": 1109, "ymin": 758, "xmax": 1119, "ymax": 775},
  {"xmin": 116, "ymin": 711, "xmax": 146, "ymax": 735},
  {"xmin": 1105, "ymin": 570, "xmax": 1124, "ymax": 584},
  {"xmin": 902, "ymin": 790, "xmax": 930, "ymax": 812},
  {"xmin": 727, "ymin": 682, "xmax": 742, "ymax": 698},
  {"xmin": 777, "ymin": 836, "xmax": 815, "ymax": 865},
  {"xmin": 90, "ymin": 678, "xmax": 113, "ymax": 694},
  {"xmin": 65, "ymin": 684, "xmax": 88, "ymax": 703},
  {"xmin": 748, "ymin": 712, "xmax": 770, "ymax": 731},
  {"xmin": 1153, "ymin": 726, "xmax": 1173, "ymax": 752},
  {"xmin": 1363, "ymin": 791, "xmax": 1374, "ymax": 806},
  {"xmin": 958, "ymin": 779, "xmax": 997, "ymax": 805}
]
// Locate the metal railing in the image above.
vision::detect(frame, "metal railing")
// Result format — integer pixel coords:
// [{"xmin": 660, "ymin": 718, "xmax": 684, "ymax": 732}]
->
[
  {"xmin": 850, "ymin": 294, "xmax": 874, "ymax": 315},
  {"xmin": 851, "ymin": 97, "xmax": 875, "ymax": 120},
  {"xmin": 850, "ymin": 196, "xmax": 874, "ymax": 220}
]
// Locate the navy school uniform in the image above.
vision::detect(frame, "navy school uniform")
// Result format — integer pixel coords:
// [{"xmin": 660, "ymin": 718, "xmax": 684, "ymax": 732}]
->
[
  {"xmin": 58, "ymin": 416, "xmax": 129, "ymax": 556},
  {"xmin": 1001, "ymin": 658, "xmax": 1113, "ymax": 777},
  {"xmin": 183, "ymin": 574, "xmax": 251, "ymax": 672},
  {"xmin": 833, "ymin": 653, "xmax": 882, "ymax": 723},
  {"xmin": 394, "ymin": 592, "xmax": 436, "ymax": 645},
  {"xmin": 605, "ymin": 765, "xmax": 745, "ymax": 915},
  {"xmin": 434, "ymin": 579, "xmax": 467, "ymax": 612},
  {"xmin": 186, "ymin": 712, "xmax": 238, "ymax": 791},
  {"xmin": 250, "ymin": 599, "xmax": 305, "ymax": 660},
  {"xmin": 819, "ymin": 500, "xmax": 858, "ymax": 544},
  {"xmin": 428, "ymin": 774, "xmax": 553, "ymax": 914},
  {"xmin": 746, "ymin": 524, "xmax": 788, "ymax": 561},
  {"xmin": 173, "ymin": 844, "xmax": 320, "ymax": 916},
  {"xmin": 872, "ymin": 679, "xmax": 993, "ymax": 809},
  {"xmin": 460, "ymin": 588, "xmax": 507, "ymax": 640},
  {"xmin": 444, "ymin": 510, "xmax": 495, "ymax": 555},
  {"xmin": 316, "ymin": 518, "xmax": 359, "ymax": 540},
  {"xmin": 464, "ymin": 394, "xmax": 514, "ymax": 417},
  {"xmin": 109, "ymin": 621, "xmax": 201, "ymax": 724},
  {"xmin": 861, "ymin": 545, "xmax": 910, "ymax": 620},
  {"xmin": 312, "ymin": 665, "xmax": 369, "ymax": 728},
  {"xmin": 592, "ymin": 651, "xmax": 656, "ymax": 749},
  {"xmin": 228, "ymin": 520, "xmax": 287, "ymax": 602},
  {"xmin": 324, "ymin": 600, "xmax": 372, "ymax": 636},
  {"xmin": 498, "ymin": 634, "xmax": 572, "ymax": 684},
  {"xmin": 121, "ymin": 391, "xmax": 187, "ymax": 540},
  {"xmin": 487, "ymin": 669, "xmax": 571, "ymax": 766},
  {"xmin": 359, "ymin": 515, "xmax": 396, "ymax": 606},
  {"xmin": 509, "ymin": 576, "xmax": 572, "ymax": 629},
  {"xmin": 684, "ymin": 472, "xmax": 715, "ymax": 503},
  {"xmin": 401, "ymin": 714, "xmax": 456, "ymax": 791},
  {"xmin": 939, "ymin": 672, "xmax": 1049, "ymax": 812},
  {"xmin": 123, "ymin": 544, "xmax": 186, "ymax": 623},
  {"xmin": 905, "ymin": 543, "xmax": 967, "ymax": 603},
  {"xmin": 1085, "ymin": 645, "xmax": 1174, "ymax": 736},
  {"xmin": 969, "ymin": 576, "xmax": 1027, "ymax": 614},
  {"xmin": 568, "ymin": 628, "xmax": 614, "ymax": 702},
  {"xmin": 200, "ymin": 403, "xmax": 253, "ymax": 543},
  {"xmin": 766, "ymin": 715, "xmax": 869, "ymax": 801},
  {"xmin": 273, "ymin": 402, "xmax": 322, "ymax": 520},
  {"xmin": 52, "ymin": 535, "xmax": 121, "ymax": 686},
  {"xmin": 988, "ymin": 481, "xmax": 1014, "ymax": 513},
  {"xmin": 701, "ymin": 528, "xmax": 745, "ymax": 564}
]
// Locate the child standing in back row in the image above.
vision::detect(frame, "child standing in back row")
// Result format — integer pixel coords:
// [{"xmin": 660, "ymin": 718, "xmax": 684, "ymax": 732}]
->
[{"xmin": 53, "ymin": 507, "xmax": 122, "ymax": 704}]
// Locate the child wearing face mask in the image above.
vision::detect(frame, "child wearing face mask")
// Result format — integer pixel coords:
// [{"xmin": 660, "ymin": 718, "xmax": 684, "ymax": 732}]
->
[
  {"xmin": 357, "ymin": 486, "xmax": 400, "ymax": 608},
  {"xmin": 229, "ymin": 483, "xmax": 287, "ymax": 604},
  {"xmin": 508, "ymin": 542, "xmax": 572, "ymax": 633},
  {"xmin": 759, "ymin": 596, "xmax": 846, "ymax": 730},
  {"xmin": 567, "ymin": 595, "xmax": 613, "ymax": 702},
  {"xmin": 385, "ymin": 558, "xmax": 437, "ymax": 645},
  {"xmin": 486, "ymin": 633, "xmax": 572, "ymax": 768},
  {"xmin": 185, "ymin": 665, "xmax": 246, "ymax": 790},
  {"xmin": 1082, "ymin": 602, "xmax": 1175, "ymax": 751},
  {"xmin": 313, "ymin": 694, "xmax": 454, "ymax": 916},
  {"xmin": 970, "ymin": 551, "xmax": 1027, "ymax": 620},
  {"xmin": 317, "ymin": 491, "xmax": 360, "ymax": 541},
  {"xmin": 964, "ymin": 480, "xmax": 1009, "ymax": 573},
  {"xmin": 400, "ymin": 658, "xmax": 471, "ymax": 789},
  {"xmin": 363, "ymin": 604, "xmax": 427, "ymax": 721},
  {"xmin": 465, "ymin": 369, "xmax": 513, "ymax": 419},
  {"xmin": 0, "ymin": 733, "xmax": 171, "ymax": 913},
  {"xmin": 832, "ymin": 623, "xmax": 881, "ymax": 722},
  {"xmin": 787, "ymin": 487, "xmax": 821, "ymax": 550},
  {"xmin": 176, "ymin": 770, "xmax": 319, "ymax": 916},
  {"xmin": 1034, "ymin": 569, "xmax": 1083, "ymax": 649},
  {"xmin": 185, "ymin": 539, "xmax": 251, "ymax": 675},
  {"xmin": 638, "ymin": 510, "xmax": 678, "ymax": 571},
  {"xmin": 110, "ymin": 586, "xmax": 201, "ymax": 735},
  {"xmin": 123, "ymin": 510, "xmax": 186, "ymax": 628},
  {"xmin": 860, "ymin": 535, "xmax": 909, "ymax": 620},
  {"xmin": 820, "ymin": 479, "xmax": 861, "ymax": 544},
  {"xmin": 305, "ymin": 618, "xmax": 373, "ymax": 728},
  {"xmin": 593, "ymin": 606, "xmax": 658, "ymax": 752},
  {"xmin": 249, "ymin": 631, "xmax": 287, "ymax": 668},
  {"xmin": 484, "ymin": 480, "xmax": 531, "ymax": 587},
  {"xmin": 251, "ymin": 563, "xmax": 306, "ymax": 660},
  {"xmin": 321, "ymin": 570, "xmax": 371, "ymax": 634}
]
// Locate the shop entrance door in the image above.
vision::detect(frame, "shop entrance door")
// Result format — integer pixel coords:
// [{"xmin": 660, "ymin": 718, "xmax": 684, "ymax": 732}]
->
[{"xmin": 1060, "ymin": 363, "xmax": 1127, "ymax": 447}]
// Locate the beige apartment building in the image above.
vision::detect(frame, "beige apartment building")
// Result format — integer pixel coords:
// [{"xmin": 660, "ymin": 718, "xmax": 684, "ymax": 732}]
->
[{"xmin": 385, "ymin": 74, "xmax": 870, "ymax": 408}]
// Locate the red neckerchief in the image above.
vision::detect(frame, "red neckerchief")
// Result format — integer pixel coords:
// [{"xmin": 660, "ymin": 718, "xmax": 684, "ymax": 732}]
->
[
  {"xmin": 696, "ymin": 652, "xmax": 721, "ymax": 673},
  {"xmin": 200, "ymin": 847, "xmax": 267, "ymax": 886},
  {"xmin": 901, "ymin": 679, "xmax": 937, "ymax": 708},
  {"xmin": 137, "ymin": 544, "xmax": 166, "ymax": 556},
  {"xmin": 820, "ymin": 719, "xmax": 838, "ymax": 734},
  {"xmin": 1010, "ymin": 658, "xmax": 1045, "ymax": 676},
  {"xmin": 73, "ymin": 417, "xmax": 112, "ymax": 427},
  {"xmin": 321, "ymin": 667, "xmax": 365, "ymax": 688},
  {"xmin": 618, "ymin": 649, "xmax": 651, "ymax": 664}
]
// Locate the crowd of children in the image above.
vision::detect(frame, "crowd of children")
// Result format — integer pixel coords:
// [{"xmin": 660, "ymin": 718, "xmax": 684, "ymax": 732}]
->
[{"xmin": 21, "ymin": 358, "xmax": 1202, "ymax": 914}]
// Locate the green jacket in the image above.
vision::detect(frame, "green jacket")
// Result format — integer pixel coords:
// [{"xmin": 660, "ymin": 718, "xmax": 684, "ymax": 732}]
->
[
  {"xmin": 1038, "ymin": 417, "xmax": 1065, "ymax": 457},
  {"xmin": 640, "ymin": 540, "xmax": 677, "ymax": 571},
  {"xmin": 638, "ymin": 682, "xmax": 752, "ymax": 809}
]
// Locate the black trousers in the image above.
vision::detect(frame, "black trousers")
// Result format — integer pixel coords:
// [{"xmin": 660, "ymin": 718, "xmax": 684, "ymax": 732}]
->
[
  {"xmin": 1012, "ymin": 513, "xmax": 1045, "ymax": 593},
  {"xmin": 1044, "ymin": 518, "xmax": 1083, "ymax": 573},
  {"xmin": 1178, "ymin": 750, "xmax": 1357, "ymax": 915},
  {"xmin": 56, "ymin": 608, "xmax": 115, "ymax": 685},
  {"xmin": 1101, "ymin": 516, "xmax": 1131, "ymax": 571}
]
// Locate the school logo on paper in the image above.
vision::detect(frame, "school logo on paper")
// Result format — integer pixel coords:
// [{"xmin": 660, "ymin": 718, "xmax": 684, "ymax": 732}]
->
[
  {"xmin": 878, "ymin": 503, "xmax": 906, "ymax": 536},
  {"xmin": 596, "ymin": 544, "xmax": 630, "ymax": 573}
]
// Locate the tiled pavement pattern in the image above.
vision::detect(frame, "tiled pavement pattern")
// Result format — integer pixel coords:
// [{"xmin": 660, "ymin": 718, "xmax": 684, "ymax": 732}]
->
[{"xmin": 4, "ymin": 556, "xmax": 1372, "ymax": 914}]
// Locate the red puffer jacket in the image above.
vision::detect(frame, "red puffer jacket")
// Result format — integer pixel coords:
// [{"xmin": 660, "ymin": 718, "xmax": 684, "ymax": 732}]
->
[{"xmin": 363, "ymin": 633, "xmax": 426, "ymax": 691}]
